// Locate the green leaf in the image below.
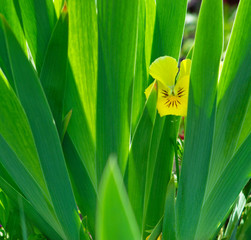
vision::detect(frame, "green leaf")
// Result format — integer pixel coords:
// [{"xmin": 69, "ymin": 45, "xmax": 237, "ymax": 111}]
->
[
  {"xmin": 237, "ymin": 207, "xmax": 251, "ymax": 240},
  {"xmin": 0, "ymin": 176, "xmax": 62, "ymax": 240},
  {"xmin": 143, "ymin": 115, "xmax": 180, "ymax": 236},
  {"xmin": 235, "ymin": 101, "xmax": 251, "ymax": 151},
  {"xmin": 162, "ymin": 178, "xmax": 176, "ymax": 240},
  {"xmin": 130, "ymin": 0, "xmax": 148, "ymax": 135},
  {"xmin": 96, "ymin": 0, "xmax": 140, "ymax": 179},
  {"xmin": 143, "ymin": 0, "xmax": 188, "ymax": 235},
  {"xmin": 64, "ymin": 65, "xmax": 97, "ymax": 186},
  {"xmin": 195, "ymin": 134, "xmax": 251, "ymax": 239},
  {"xmin": 175, "ymin": 0, "xmax": 223, "ymax": 239},
  {"xmin": 63, "ymin": 134, "xmax": 97, "ymax": 237},
  {"xmin": 151, "ymin": 0, "xmax": 188, "ymax": 60},
  {"xmin": 128, "ymin": 83, "xmax": 157, "ymax": 231},
  {"xmin": 147, "ymin": 217, "xmax": 163, "ymax": 240},
  {"xmin": 64, "ymin": 0, "xmax": 97, "ymax": 184},
  {"xmin": 145, "ymin": 0, "xmax": 156, "ymax": 74},
  {"xmin": 0, "ymin": 16, "xmax": 81, "ymax": 239},
  {"xmin": 0, "ymin": 136, "xmax": 63, "ymax": 238},
  {"xmin": 0, "ymin": 0, "xmax": 25, "ymax": 49},
  {"xmin": 0, "ymin": 0, "xmax": 26, "ymax": 89},
  {"xmin": 0, "ymin": 73, "xmax": 61, "ymax": 233},
  {"xmin": 61, "ymin": 109, "xmax": 72, "ymax": 142},
  {"xmin": 18, "ymin": 0, "xmax": 57, "ymax": 73},
  {"xmin": 53, "ymin": 0, "xmax": 64, "ymax": 17},
  {"xmin": 224, "ymin": 192, "xmax": 247, "ymax": 240},
  {"xmin": 96, "ymin": 157, "xmax": 140, "ymax": 240},
  {"xmin": 40, "ymin": 8, "xmax": 68, "ymax": 135},
  {"xmin": 0, "ymin": 70, "xmax": 48, "ymax": 198},
  {"xmin": 207, "ymin": 0, "xmax": 251, "ymax": 194},
  {"xmin": 0, "ymin": 189, "xmax": 9, "ymax": 228},
  {"xmin": 67, "ymin": 0, "xmax": 97, "ymax": 140}
]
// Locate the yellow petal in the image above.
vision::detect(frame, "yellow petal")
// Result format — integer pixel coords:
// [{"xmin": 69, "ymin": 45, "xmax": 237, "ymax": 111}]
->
[
  {"xmin": 144, "ymin": 81, "xmax": 157, "ymax": 99},
  {"xmin": 157, "ymin": 80, "xmax": 188, "ymax": 117},
  {"xmin": 178, "ymin": 59, "xmax": 192, "ymax": 80},
  {"xmin": 174, "ymin": 75, "xmax": 189, "ymax": 97},
  {"xmin": 149, "ymin": 56, "xmax": 178, "ymax": 86}
]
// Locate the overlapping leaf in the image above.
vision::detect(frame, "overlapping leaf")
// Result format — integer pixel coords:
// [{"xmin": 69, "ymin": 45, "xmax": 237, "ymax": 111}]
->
[
  {"xmin": 96, "ymin": 0, "xmax": 140, "ymax": 179},
  {"xmin": 0, "ymin": 16, "xmax": 81, "ymax": 239},
  {"xmin": 176, "ymin": 0, "xmax": 223, "ymax": 239},
  {"xmin": 96, "ymin": 158, "xmax": 140, "ymax": 240}
]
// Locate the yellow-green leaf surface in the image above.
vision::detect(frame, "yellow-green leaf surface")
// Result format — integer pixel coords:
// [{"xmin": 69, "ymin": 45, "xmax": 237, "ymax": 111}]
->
[
  {"xmin": 0, "ymin": 0, "xmax": 25, "ymax": 50},
  {"xmin": 67, "ymin": 0, "xmax": 97, "ymax": 139},
  {"xmin": 0, "ymin": 17, "xmax": 81, "ymax": 239},
  {"xmin": 18, "ymin": 0, "xmax": 57, "ymax": 73},
  {"xmin": 131, "ymin": 0, "xmax": 148, "ymax": 135},
  {"xmin": 0, "ymin": 0, "xmax": 26, "ymax": 89},
  {"xmin": 40, "ymin": 8, "xmax": 68, "ymax": 135},
  {"xmin": 145, "ymin": 0, "xmax": 156, "ymax": 75},
  {"xmin": 64, "ymin": 0, "xmax": 97, "ymax": 184},
  {"xmin": 175, "ymin": 0, "xmax": 223, "ymax": 239},
  {"xmin": 206, "ymin": 0, "xmax": 251, "ymax": 197},
  {"xmin": 128, "ymin": 83, "xmax": 157, "ymax": 231},
  {"xmin": 53, "ymin": 0, "xmax": 64, "ymax": 17},
  {"xmin": 96, "ymin": 158, "xmax": 140, "ymax": 240},
  {"xmin": 143, "ymin": 0, "xmax": 188, "ymax": 235},
  {"xmin": 96, "ymin": 0, "xmax": 140, "ymax": 179}
]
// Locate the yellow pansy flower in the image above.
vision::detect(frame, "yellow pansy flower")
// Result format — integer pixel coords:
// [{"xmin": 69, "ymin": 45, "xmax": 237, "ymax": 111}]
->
[{"xmin": 145, "ymin": 56, "xmax": 191, "ymax": 117}]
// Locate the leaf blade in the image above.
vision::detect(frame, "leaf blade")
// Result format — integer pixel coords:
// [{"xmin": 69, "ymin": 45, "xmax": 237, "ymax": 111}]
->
[
  {"xmin": 96, "ymin": 158, "xmax": 140, "ymax": 240},
  {"xmin": 175, "ymin": 0, "xmax": 223, "ymax": 238}
]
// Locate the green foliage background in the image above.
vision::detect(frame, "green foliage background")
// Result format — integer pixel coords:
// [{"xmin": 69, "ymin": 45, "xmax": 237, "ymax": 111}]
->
[{"xmin": 0, "ymin": 0, "xmax": 250, "ymax": 239}]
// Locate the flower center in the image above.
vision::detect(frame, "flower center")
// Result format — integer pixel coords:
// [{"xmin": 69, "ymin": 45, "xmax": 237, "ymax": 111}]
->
[{"xmin": 161, "ymin": 88, "xmax": 185, "ymax": 108}]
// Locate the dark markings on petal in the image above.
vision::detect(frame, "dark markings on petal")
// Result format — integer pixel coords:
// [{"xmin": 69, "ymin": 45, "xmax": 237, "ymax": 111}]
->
[
  {"xmin": 166, "ymin": 99, "xmax": 182, "ymax": 108},
  {"xmin": 177, "ymin": 90, "xmax": 185, "ymax": 95},
  {"xmin": 165, "ymin": 99, "xmax": 170, "ymax": 105},
  {"xmin": 178, "ymin": 88, "xmax": 184, "ymax": 93},
  {"xmin": 177, "ymin": 91, "xmax": 185, "ymax": 96},
  {"xmin": 162, "ymin": 90, "xmax": 169, "ymax": 98}
]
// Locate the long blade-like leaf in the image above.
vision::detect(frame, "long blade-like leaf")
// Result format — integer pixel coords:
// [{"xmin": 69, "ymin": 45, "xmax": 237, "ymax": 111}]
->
[
  {"xmin": 0, "ymin": 16, "xmax": 81, "ymax": 239},
  {"xmin": 0, "ymin": 176, "xmax": 62, "ymax": 240},
  {"xmin": 0, "ymin": 0, "xmax": 26, "ymax": 89},
  {"xmin": 207, "ymin": 0, "xmax": 251, "ymax": 195},
  {"xmin": 40, "ymin": 7, "xmax": 68, "ymax": 135},
  {"xmin": 96, "ymin": 0, "xmax": 140, "ymax": 178},
  {"xmin": 128, "ymin": 83, "xmax": 157, "ymax": 231},
  {"xmin": 143, "ymin": 0, "xmax": 188, "ymax": 235},
  {"xmin": 64, "ymin": 0, "xmax": 97, "ymax": 183},
  {"xmin": 96, "ymin": 158, "xmax": 140, "ymax": 240},
  {"xmin": 195, "ymin": 134, "xmax": 251, "ymax": 239},
  {"xmin": 176, "ymin": 0, "xmax": 223, "ymax": 238},
  {"xmin": 18, "ymin": 0, "xmax": 57, "ymax": 73},
  {"xmin": 63, "ymin": 134, "xmax": 97, "ymax": 237},
  {"xmin": 162, "ymin": 178, "xmax": 176, "ymax": 240}
]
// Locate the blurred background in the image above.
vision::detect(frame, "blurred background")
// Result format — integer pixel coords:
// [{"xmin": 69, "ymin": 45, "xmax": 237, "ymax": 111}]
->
[{"xmin": 181, "ymin": 0, "xmax": 240, "ymax": 58}]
